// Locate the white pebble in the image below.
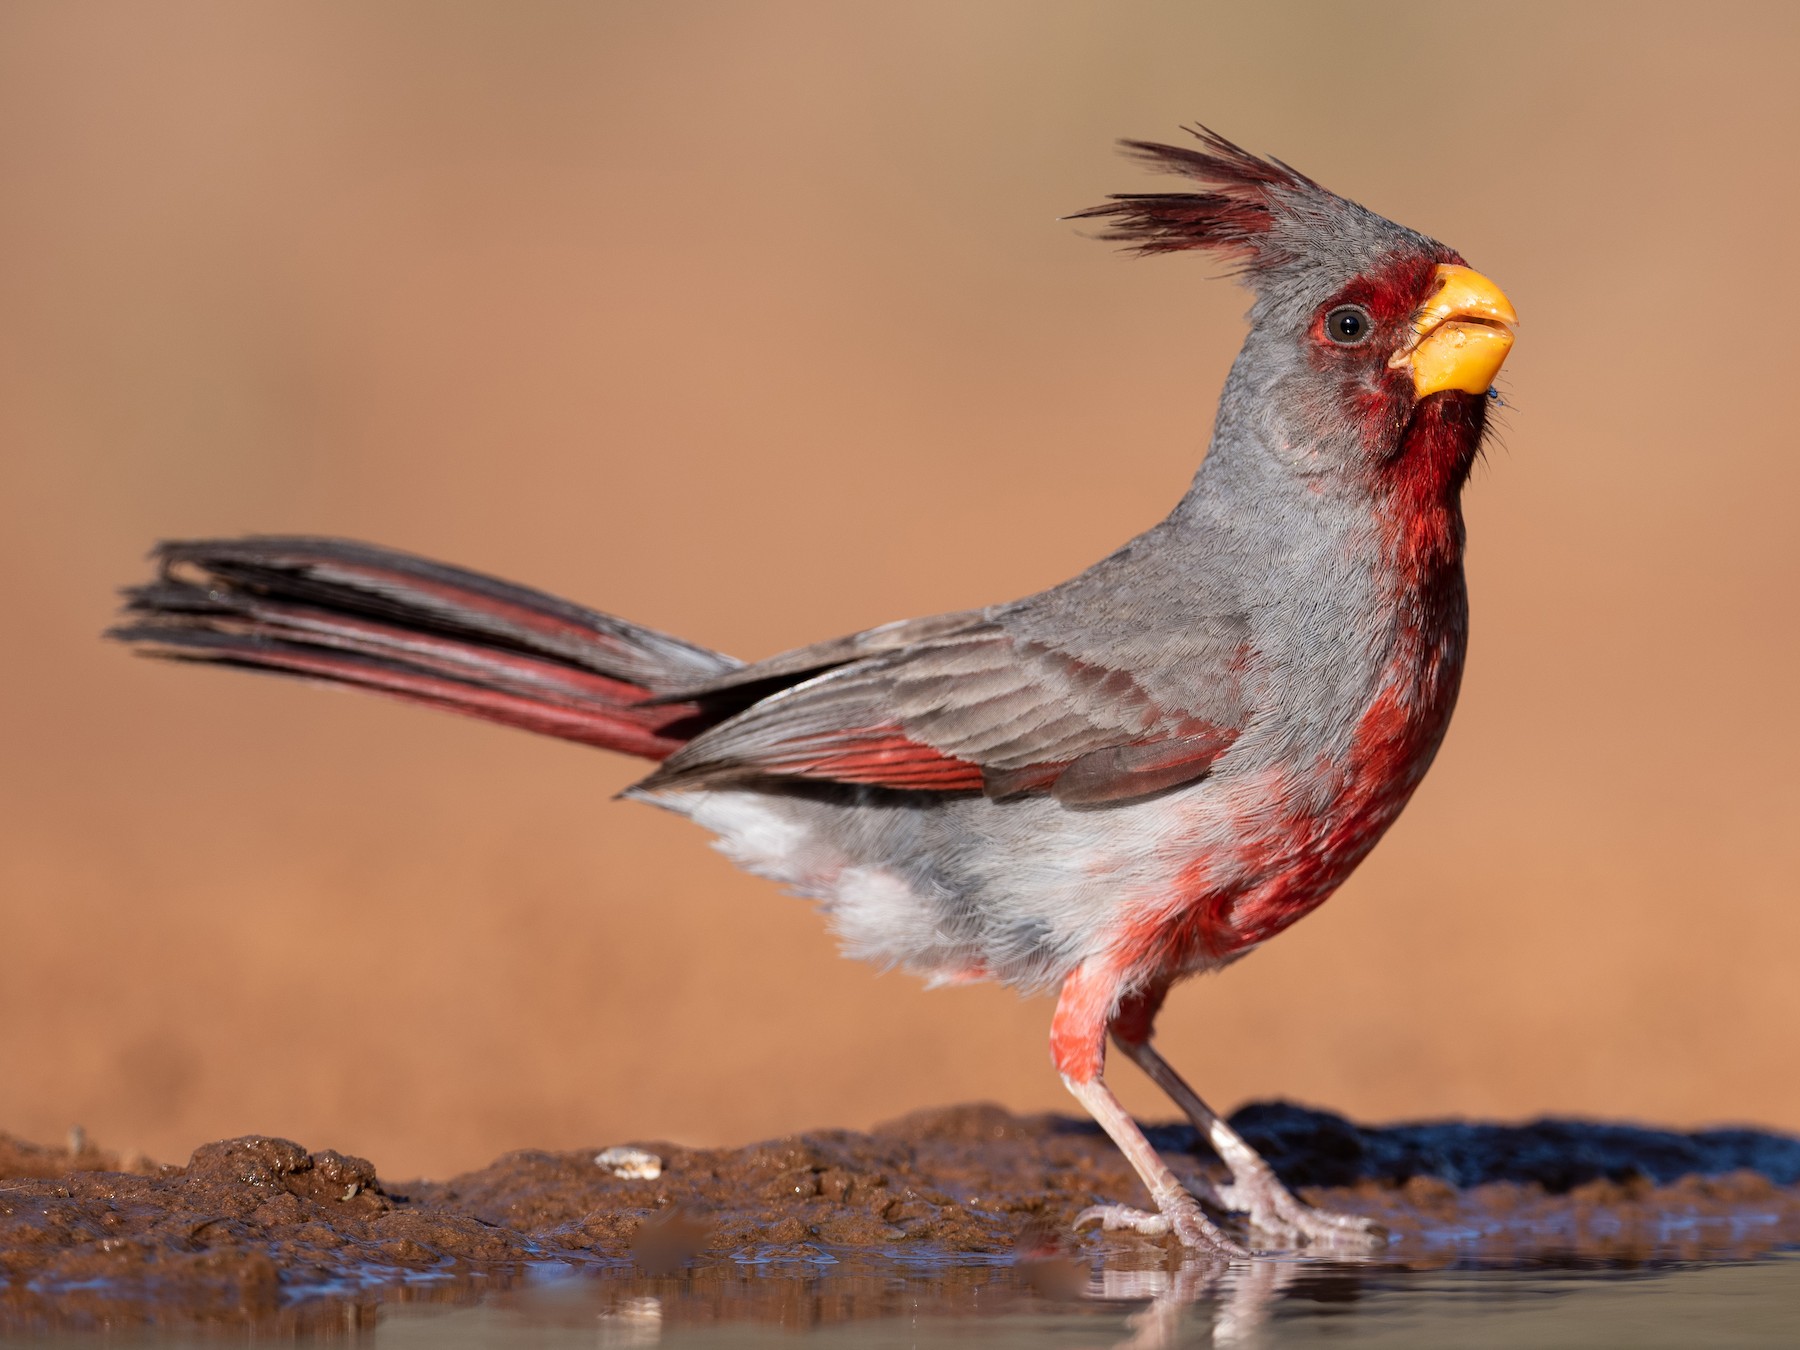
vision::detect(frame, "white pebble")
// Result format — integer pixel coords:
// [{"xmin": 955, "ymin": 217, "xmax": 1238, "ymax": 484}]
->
[{"xmin": 594, "ymin": 1146, "xmax": 663, "ymax": 1180}]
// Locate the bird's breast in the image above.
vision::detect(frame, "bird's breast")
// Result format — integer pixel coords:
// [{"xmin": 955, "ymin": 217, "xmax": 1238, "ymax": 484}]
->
[{"xmin": 1116, "ymin": 557, "xmax": 1469, "ymax": 982}]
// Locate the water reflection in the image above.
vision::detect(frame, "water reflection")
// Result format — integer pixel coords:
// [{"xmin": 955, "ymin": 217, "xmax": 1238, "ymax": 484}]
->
[
  {"xmin": 1099, "ymin": 1258, "xmax": 1297, "ymax": 1348},
  {"xmin": 362, "ymin": 1249, "xmax": 1800, "ymax": 1349}
]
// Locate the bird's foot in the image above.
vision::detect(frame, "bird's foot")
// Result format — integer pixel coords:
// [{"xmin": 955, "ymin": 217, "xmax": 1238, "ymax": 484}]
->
[
  {"xmin": 1214, "ymin": 1173, "xmax": 1383, "ymax": 1249},
  {"xmin": 1075, "ymin": 1193, "xmax": 1249, "ymax": 1258}
]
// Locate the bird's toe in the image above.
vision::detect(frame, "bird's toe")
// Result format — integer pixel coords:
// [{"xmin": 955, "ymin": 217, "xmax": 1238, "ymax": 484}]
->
[
  {"xmin": 1074, "ymin": 1203, "xmax": 1171, "ymax": 1237},
  {"xmin": 1247, "ymin": 1194, "xmax": 1385, "ymax": 1248},
  {"xmin": 1075, "ymin": 1199, "xmax": 1249, "ymax": 1258}
]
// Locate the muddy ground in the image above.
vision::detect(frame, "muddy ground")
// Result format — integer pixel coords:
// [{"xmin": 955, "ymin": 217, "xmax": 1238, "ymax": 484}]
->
[{"xmin": 3, "ymin": 1102, "xmax": 1798, "ymax": 1337}]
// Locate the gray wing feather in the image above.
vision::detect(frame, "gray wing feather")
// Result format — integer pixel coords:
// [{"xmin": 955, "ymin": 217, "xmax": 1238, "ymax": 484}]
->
[
  {"xmin": 641, "ymin": 612, "xmax": 1251, "ymax": 803},
  {"xmin": 647, "ymin": 610, "xmax": 994, "ymax": 703}
]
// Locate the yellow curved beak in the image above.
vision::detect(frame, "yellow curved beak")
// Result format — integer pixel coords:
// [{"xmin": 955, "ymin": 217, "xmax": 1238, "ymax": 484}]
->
[{"xmin": 1391, "ymin": 264, "xmax": 1518, "ymax": 398}]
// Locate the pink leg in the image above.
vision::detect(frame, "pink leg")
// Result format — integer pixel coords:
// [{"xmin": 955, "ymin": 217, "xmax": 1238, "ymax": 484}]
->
[
  {"xmin": 1111, "ymin": 1019, "xmax": 1382, "ymax": 1248},
  {"xmin": 1052, "ymin": 964, "xmax": 1246, "ymax": 1258}
]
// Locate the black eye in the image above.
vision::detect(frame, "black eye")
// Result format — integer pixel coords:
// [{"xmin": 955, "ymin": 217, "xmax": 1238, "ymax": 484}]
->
[{"xmin": 1324, "ymin": 305, "xmax": 1373, "ymax": 346}]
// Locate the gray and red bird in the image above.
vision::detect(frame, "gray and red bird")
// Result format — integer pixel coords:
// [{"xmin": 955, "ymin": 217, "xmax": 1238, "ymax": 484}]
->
[{"xmin": 113, "ymin": 128, "xmax": 1516, "ymax": 1256}]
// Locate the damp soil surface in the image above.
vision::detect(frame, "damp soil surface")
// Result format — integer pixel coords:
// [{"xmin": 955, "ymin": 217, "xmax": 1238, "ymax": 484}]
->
[{"xmin": 4, "ymin": 1103, "xmax": 1798, "ymax": 1341}]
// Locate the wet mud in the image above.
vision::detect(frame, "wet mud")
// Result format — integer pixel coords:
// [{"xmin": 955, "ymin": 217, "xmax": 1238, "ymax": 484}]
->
[{"xmin": 3, "ymin": 1102, "xmax": 1797, "ymax": 1338}]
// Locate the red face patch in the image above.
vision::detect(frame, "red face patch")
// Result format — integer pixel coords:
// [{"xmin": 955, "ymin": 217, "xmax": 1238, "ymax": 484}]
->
[
  {"xmin": 1304, "ymin": 249, "xmax": 1481, "ymax": 470},
  {"xmin": 1310, "ymin": 254, "xmax": 1447, "ymax": 354}
]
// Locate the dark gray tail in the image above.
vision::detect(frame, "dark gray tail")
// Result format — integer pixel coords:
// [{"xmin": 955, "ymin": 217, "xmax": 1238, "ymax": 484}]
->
[{"xmin": 110, "ymin": 536, "xmax": 742, "ymax": 760}]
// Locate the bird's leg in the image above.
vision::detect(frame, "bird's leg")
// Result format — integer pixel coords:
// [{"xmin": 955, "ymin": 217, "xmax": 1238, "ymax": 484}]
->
[
  {"xmin": 1111, "ymin": 1027, "xmax": 1381, "ymax": 1248},
  {"xmin": 1053, "ymin": 964, "xmax": 1246, "ymax": 1258},
  {"xmin": 1065, "ymin": 1075, "xmax": 1247, "ymax": 1258}
]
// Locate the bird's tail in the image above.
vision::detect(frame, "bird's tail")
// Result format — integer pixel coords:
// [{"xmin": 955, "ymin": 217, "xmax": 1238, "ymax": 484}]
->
[{"xmin": 109, "ymin": 536, "xmax": 743, "ymax": 761}]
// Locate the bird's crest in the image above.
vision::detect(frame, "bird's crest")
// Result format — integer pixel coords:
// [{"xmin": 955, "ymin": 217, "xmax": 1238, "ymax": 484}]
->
[
  {"xmin": 1070, "ymin": 125, "xmax": 1427, "ymax": 289},
  {"xmin": 1070, "ymin": 125, "xmax": 1324, "ymax": 261}
]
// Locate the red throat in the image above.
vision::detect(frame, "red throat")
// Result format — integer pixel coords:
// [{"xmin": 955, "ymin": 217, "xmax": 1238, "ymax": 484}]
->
[{"xmin": 1380, "ymin": 392, "xmax": 1486, "ymax": 576}]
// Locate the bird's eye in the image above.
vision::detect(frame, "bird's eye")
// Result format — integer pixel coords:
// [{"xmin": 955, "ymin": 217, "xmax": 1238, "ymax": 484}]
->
[{"xmin": 1324, "ymin": 305, "xmax": 1373, "ymax": 346}]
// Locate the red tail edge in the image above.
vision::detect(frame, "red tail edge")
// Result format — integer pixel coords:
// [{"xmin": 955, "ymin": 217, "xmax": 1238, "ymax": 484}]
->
[{"xmin": 189, "ymin": 636, "xmax": 701, "ymax": 760}]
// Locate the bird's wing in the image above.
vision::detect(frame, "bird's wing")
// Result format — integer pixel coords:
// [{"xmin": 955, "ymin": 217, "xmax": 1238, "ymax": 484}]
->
[
  {"xmin": 643, "ymin": 609, "xmax": 994, "ymax": 704},
  {"xmin": 638, "ymin": 623, "xmax": 1249, "ymax": 804}
]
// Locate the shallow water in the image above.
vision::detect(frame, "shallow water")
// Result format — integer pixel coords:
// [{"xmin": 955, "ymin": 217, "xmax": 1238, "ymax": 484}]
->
[
  {"xmin": 13, "ymin": 1252, "xmax": 1798, "ymax": 1348},
  {"xmin": 386, "ymin": 1256, "xmax": 1800, "ymax": 1349}
]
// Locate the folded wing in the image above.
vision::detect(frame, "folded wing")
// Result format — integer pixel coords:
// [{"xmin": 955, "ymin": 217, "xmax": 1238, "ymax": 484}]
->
[{"xmin": 642, "ymin": 623, "xmax": 1249, "ymax": 805}]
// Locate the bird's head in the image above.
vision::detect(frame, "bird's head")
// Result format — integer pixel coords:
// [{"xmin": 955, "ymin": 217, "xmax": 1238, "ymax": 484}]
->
[{"xmin": 1076, "ymin": 127, "xmax": 1515, "ymax": 509}]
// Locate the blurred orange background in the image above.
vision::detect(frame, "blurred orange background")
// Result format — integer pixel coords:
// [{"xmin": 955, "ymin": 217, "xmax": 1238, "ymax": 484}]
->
[{"xmin": 2, "ymin": 3, "xmax": 1797, "ymax": 1180}]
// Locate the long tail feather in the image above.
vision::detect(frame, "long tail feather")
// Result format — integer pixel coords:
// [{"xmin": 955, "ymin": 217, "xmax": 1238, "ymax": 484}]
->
[{"xmin": 109, "ymin": 536, "xmax": 741, "ymax": 761}]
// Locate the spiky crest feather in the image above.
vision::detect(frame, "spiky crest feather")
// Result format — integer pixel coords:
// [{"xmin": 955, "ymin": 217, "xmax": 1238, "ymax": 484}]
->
[
  {"xmin": 1071, "ymin": 125, "xmax": 1455, "ymax": 315},
  {"xmin": 1069, "ymin": 126, "xmax": 1324, "ymax": 261}
]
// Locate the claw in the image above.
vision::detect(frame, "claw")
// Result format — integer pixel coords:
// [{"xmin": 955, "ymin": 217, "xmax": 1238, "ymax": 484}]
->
[
  {"xmin": 1075, "ymin": 1203, "xmax": 1172, "ymax": 1237},
  {"xmin": 1229, "ymin": 1184, "xmax": 1385, "ymax": 1248},
  {"xmin": 1075, "ymin": 1199, "xmax": 1249, "ymax": 1259}
]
